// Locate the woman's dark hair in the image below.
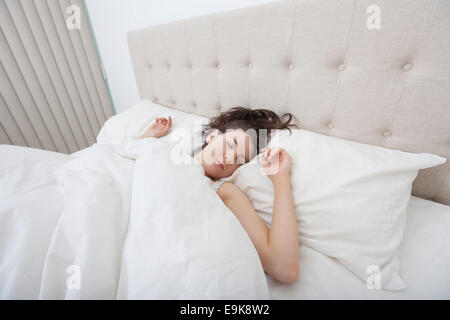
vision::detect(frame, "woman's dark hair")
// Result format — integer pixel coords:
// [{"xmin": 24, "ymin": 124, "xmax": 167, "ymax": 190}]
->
[{"xmin": 198, "ymin": 106, "xmax": 299, "ymax": 160}]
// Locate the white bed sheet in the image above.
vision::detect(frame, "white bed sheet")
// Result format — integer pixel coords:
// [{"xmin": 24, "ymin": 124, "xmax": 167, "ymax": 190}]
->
[
  {"xmin": 266, "ymin": 196, "xmax": 450, "ymax": 299},
  {"xmin": 1, "ymin": 139, "xmax": 449, "ymax": 299}
]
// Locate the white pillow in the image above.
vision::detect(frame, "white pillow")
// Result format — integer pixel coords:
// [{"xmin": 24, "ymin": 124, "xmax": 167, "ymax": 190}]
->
[
  {"xmin": 97, "ymin": 100, "xmax": 209, "ymax": 156},
  {"xmin": 226, "ymin": 129, "xmax": 446, "ymax": 291}
]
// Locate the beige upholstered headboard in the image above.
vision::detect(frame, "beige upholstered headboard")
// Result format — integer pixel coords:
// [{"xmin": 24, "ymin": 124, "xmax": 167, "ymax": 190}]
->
[{"xmin": 128, "ymin": 0, "xmax": 450, "ymax": 206}]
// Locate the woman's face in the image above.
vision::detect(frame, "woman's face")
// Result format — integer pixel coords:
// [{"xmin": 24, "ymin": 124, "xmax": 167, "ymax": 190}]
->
[{"xmin": 198, "ymin": 129, "xmax": 254, "ymax": 180}]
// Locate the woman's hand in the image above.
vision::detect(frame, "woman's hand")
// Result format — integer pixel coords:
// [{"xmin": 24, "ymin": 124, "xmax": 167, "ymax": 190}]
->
[
  {"xmin": 261, "ymin": 147, "xmax": 292, "ymax": 183},
  {"xmin": 139, "ymin": 116, "xmax": 172, "ymax": 139}
]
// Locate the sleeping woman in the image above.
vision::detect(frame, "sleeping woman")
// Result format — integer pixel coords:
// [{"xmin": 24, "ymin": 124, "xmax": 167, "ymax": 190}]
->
[{"xmin": 139, "ymin": 107, "xmax": 300, "ymax": 284}]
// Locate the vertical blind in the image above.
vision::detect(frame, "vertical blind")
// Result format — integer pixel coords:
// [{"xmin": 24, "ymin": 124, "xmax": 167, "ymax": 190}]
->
[{"xmin": 0, "ymin": 0, "xmax": 115, "ymax": 154}]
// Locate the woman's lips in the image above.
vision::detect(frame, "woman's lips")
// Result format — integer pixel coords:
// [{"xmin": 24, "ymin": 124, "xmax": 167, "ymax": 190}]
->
[{"xmin": 215, "ymin": 159, "xmax": 224, "ymax": 170}]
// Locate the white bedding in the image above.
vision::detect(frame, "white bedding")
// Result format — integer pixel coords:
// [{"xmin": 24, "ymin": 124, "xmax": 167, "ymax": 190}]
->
[
  {"xmin": 0, "ymin": 144, "xmax": 135, "ymax": 299},
  {"xmin": 1, "ymin": 104, "xmax": 449, "ymax": 299},
  {"xmin": 1, "ymin": 142, "xmax": 449, "ymax": 299},
  {"xmin": 266, "ymin": 196, "xmax": 450, "ymax": 299},
  {"xmin": 0, "ymin": 143, "xmax": 269, "ymax": 299},
  {"xmin": 117, "ymin": 140, "xmax": 268, "ymax": 299}
]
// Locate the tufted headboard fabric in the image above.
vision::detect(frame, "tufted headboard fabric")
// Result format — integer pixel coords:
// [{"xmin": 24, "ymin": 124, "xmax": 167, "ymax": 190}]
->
[{"xmin": 128, "ymin": 0, "xmax": 450, "ymax": 205}]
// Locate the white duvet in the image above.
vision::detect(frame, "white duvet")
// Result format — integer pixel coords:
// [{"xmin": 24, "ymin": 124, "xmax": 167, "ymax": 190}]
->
[
  {"xmin": 1, "ymin": 142, "xmax": 450, "ymax": 299},
  {"xmin": 0, "ymin": 142, "xmax": 269, "ymax": 300}
]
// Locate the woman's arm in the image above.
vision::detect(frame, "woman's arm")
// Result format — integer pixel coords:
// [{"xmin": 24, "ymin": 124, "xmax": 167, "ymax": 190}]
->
[
  {"xmin": 217, "ymin": 148, "xmax": 299, "ymax": 284},
  {"xmin": 268, "ymin": 173, "xmax": 299, "ymax": 282}
]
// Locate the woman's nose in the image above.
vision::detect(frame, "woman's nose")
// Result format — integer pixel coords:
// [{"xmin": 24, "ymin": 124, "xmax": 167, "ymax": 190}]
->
[{"xmin": 225, "ymin": 151, "xmax": 235, "ymax": 163}]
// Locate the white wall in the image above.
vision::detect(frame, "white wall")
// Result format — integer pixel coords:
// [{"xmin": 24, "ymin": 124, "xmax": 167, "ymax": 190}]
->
[{"xmin": 84, "ymin": 0, "xmax": 277, "ymax": 114}]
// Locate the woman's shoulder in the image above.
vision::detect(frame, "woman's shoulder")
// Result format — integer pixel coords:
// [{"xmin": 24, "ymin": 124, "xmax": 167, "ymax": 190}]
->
[
  {"xmin": 207, "ymin": 178, "xmax": 225, "ymax": 192},
  {"xmin": 215, "ymin": 181, "xmax": 245, "ymax": 201}
]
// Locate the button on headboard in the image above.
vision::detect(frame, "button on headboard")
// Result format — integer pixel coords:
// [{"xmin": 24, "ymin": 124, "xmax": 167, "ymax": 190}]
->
[{"xmin": 128, "ymin": 0, "xmax": 450, "ymax": 205}]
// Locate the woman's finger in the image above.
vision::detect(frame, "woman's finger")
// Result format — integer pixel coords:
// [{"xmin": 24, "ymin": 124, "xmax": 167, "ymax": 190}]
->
[
  {"xmin": 278, "ymin": 148, "xmax": 287, "ymax": 159},
  {"xmin": 268, "ymin": 148, "xmax": 280, "ymax": 162},
  {"xmin": 261, "ymin": 151, "xmax": 267, "ymax": 160},
  {"xmin": 261, "ymin": 153, "xmax": 269, "ymax": 167},
  {"xmin": 268, "ymin": 149, "xmax": 274, "ymax": 161}
]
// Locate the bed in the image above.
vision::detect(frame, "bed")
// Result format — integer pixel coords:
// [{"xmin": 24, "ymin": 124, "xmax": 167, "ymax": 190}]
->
[{"xmin": 1, "ymin": 0, "xmax": 450, "ymax": 299}]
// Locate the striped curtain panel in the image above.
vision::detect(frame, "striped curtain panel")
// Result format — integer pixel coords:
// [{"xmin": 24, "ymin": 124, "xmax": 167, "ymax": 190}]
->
[{"xmin": 0, "ymin": 0, "xmax": 115, "ymax": 154}]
